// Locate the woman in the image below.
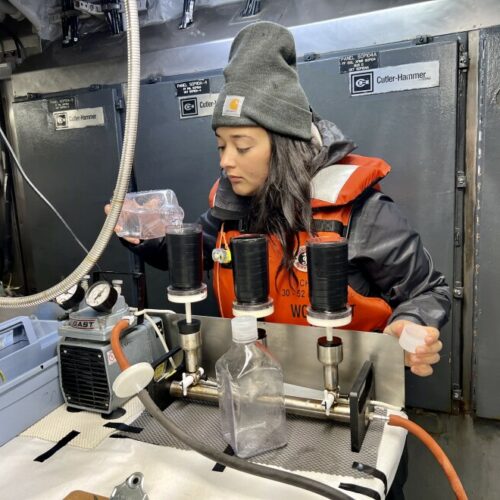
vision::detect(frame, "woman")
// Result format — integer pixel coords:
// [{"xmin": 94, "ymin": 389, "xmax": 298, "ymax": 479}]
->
[{"xmin": 114, "ymin": 21, "xmax": 449, "ymax": 380}]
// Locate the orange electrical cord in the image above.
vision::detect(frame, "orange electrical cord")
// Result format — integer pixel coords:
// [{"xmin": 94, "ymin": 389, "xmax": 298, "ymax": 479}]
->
[
  {"xmin": 388, "ymin": 415, "xmax": 468, "ymax": 500},
  {"xmin": 110, "ymin": 319, "xmax": 132, "ymax": 371}
]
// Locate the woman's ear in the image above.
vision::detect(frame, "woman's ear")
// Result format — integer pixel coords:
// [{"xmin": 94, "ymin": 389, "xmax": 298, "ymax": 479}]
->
[{"xmin": 311, "ymin": 123, "xmax": 323, "ymax": 147}]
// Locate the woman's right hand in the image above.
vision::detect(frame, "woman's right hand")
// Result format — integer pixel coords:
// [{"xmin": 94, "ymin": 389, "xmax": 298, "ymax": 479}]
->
[{"xmin": 104, "ymin": 204, "xmax": 140, "ymax": 245}]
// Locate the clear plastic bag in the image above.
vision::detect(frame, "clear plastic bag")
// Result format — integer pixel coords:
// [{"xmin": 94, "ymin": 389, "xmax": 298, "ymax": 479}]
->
[{"xmin": 116, "ymin": 190, "xmax": 184, "ymax": 240}]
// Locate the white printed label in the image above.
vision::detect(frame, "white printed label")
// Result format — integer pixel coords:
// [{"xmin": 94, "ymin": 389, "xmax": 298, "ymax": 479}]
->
[
  {"xmin": 107, "ymin": 350, "xmax": 117, "ymax": 366},
  {"xmin": 179, "ymin": 93, "xmax": 219, "ymax": 119},
  {"xmin": 54, "ymin": 107, "xmax": 105, "ymax": 130},
  {"xmin": 350, "ymin": 61, "xmax": 440, "ymax": 96}
]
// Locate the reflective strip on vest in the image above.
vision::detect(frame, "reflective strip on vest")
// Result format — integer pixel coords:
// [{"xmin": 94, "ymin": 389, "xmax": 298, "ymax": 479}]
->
[{"xmin": 312, "ymin": 164, "xmax": 359, "ymax": 204}]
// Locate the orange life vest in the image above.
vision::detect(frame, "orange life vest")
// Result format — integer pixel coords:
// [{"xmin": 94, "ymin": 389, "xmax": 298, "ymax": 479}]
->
[{"xmin": 210, "ymin": 154, "xmax": 393, "ymax": 332}]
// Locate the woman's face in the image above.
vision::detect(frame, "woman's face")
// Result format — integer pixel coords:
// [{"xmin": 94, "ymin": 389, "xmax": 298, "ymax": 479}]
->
[{"xmin": 215, "ymin": 126, "xmax": 271, "ymax": 196}]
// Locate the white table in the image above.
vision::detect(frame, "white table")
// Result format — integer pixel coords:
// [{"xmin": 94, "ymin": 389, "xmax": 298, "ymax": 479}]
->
[{"xmin": 0, "ymin": 402, "xmax": 406, "ymax": 499}]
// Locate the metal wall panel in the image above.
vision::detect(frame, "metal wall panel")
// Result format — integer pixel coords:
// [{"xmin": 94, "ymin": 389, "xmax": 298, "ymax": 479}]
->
[
  {"xmin": 298, "ymin": 37, "xmax": 463, "ymax": 411},
  {"xmin": 11, "ymin": 88, "xmax": 138, "ymax": 304},
  {"xmin": 474, "ymin": 28, "xmax": 500, "ymax": 419}
]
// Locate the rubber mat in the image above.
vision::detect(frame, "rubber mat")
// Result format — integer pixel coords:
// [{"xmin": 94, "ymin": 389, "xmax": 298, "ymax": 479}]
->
[
  {"xmin": 116, "ymin": 399, "xmax": 387, "ymax": 479},
  {"xmin": 21, "ymin": 397, "xmax": 144, "ymax": 449}
]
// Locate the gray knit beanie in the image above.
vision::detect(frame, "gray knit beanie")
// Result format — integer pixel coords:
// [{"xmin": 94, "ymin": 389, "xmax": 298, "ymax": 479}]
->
[{"xmin": 212, "ymin": 21, "xmax": 312, "ymax": 140}]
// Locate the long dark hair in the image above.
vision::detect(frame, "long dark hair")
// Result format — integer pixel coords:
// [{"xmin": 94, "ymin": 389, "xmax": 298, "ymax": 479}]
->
[{"xmin": 248, "ymin": 131, "xmax": 324, "ymax": 285}]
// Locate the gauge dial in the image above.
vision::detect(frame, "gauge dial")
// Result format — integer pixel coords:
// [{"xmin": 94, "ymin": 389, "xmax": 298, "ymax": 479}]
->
[
  {"xmin": 55, "ymin": 284, "xmax": 85, "ymax": 310},
  {"xmin": 85, "ymin": 280, "xmax": 118, "ymax": 313}
]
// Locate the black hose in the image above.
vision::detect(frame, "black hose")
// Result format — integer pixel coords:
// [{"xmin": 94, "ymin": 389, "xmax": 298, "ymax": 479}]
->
[
  {"xmin": 137, "ymin": 390, "xmax": 353, "ymax": 500},
  {"xmin": 0, "ymin": 168, "xmax": 13, "ymax": 276}
]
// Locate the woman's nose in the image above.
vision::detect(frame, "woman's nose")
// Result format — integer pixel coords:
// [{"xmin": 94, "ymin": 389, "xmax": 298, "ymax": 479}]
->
[{"xmin": 219, "ymin": 148, "xmax": 236, "ymax": 170}]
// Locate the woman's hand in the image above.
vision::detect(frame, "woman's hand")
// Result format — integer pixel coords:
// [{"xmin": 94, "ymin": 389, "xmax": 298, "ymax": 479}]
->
[
  {"xmin": 384, "ymin": 319, "xmax": 442, "ymax": 377},
  {"xmin": 104, "ymin": 204, "xmax": 140, "ymax": 245}
]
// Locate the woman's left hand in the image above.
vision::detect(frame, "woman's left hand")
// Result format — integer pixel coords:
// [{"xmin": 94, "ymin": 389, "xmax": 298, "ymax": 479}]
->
[{"xmin": 384, "ymin": 319, "xmax": 443, "ymax": 377}]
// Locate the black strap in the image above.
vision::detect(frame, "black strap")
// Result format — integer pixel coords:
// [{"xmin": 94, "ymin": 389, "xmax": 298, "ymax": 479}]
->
[
  {"xmin": 103, "ymin": 422, "xmax": 143, "ymax": 434},
  {"xmin": 312, "ymin": 218, "xmax": 345, "ymax": 235},
  {"xmin": 220, "ymin": 217, "xmax": 345, "ymax": 235},
  {"xmin": 212, "ymin": 445, "xmax": 234, "ymax": 472},
  {"xmin": 34, "ymin": 430, "xmax": 80, "ymax": 462},
  {"xmin": 353, "ymin": 462, "xmax": 388, "ymax": 494},
  {"xmin": 339, "ymin": 483, "xmax": 381, "ymax": 500}
]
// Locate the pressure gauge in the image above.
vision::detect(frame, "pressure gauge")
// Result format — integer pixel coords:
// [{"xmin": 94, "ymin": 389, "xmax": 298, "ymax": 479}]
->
[
  {"xmin": 85, "ymin": 280, "xmax": 118, "ymax": 313},
  {"xmin": 55, "ymin": 284, "xmax": 85, "ymax": 310}
]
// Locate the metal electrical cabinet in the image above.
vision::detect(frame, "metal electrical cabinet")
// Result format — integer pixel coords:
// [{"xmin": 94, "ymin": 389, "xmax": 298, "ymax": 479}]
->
[
  {"xmin": 131, "ymin": 34, "xmax": 465, "ymax": 411},
  {"xmin": 132, "ymin": 74, "xmax": 224, "ymax": 316},
  {"xmin": 474, "ymin": 27, "xmax": 500, "ymax": 419},
  {"xmin": 11, "ymin": 87, "xmax": 138, "ymax": 305},
  {"xmin": 299, "ymin": 35, "xmax": 466, "ymax": 411}
]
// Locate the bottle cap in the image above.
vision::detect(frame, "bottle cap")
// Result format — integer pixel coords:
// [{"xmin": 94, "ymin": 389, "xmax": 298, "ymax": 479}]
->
[
  {"xmin": 399, "ymin": 323, "xmax": 427, "ymax": 353},
  {"xmin": 231, "ymin": 316, "xmax": 258, "ymax": 343}
]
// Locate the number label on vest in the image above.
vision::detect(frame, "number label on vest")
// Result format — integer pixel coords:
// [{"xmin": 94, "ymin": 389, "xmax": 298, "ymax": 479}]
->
[
  {"xmin": 290, "ymin": 304, "xmax": 308, "ymax": 319},
  {"xmin": 281, "ymin": 289, "xmax": 306, "ymax": 298}
]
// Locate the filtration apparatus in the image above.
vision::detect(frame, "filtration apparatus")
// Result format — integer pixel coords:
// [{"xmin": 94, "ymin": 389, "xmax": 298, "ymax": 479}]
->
[
  {"xmin": 155, "ymin": 229, "xmax": 377, "ymax": 451},
  {"xmin": 108, "ymin": 226, "xmax": 467, "ymax": 499},
  {"xmin": 305, "ymin": 236, "xmax": 374, "ymax": 450},
  {"xmin": 165, "ymin": 223, "xmax": 207, "ymax": 395}
]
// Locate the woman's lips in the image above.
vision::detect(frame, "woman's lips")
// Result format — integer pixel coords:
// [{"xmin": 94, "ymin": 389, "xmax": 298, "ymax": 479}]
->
[{"xmin": 228, "ymin": 175, "xmax": 244, "ymax": 183}]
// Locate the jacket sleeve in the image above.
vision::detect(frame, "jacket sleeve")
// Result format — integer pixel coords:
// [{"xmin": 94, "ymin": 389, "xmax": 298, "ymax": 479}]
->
[
  {"xmin": 120, "ymin": 209, "xmax": 221, "ymax": 272},
  {"xmin": 348, "ymin": 191, "xmax": 452, "ymax": 329}
]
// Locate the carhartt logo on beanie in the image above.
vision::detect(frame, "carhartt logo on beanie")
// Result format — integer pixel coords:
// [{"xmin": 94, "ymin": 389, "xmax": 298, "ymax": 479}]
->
[
  {"xmin": 212, "ymin": 21, "xmax": 312, "ymax": 140},
  {"xmin": 222, "ymin": 95, "xmax": 245, "ymax": 117}
]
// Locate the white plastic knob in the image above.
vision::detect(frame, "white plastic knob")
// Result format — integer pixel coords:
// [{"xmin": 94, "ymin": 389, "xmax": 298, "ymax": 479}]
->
[
  {"xmin": 112, "ymin": 362, "xmax": 154, "ymax": 398},
  {"xmin": 321, "ymin": 390, "xmax": 335, "ymax": 416}
]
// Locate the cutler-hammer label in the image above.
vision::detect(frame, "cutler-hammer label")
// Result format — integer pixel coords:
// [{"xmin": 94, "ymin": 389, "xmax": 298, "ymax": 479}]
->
[
  {"xmin": 350, "ymin": 61, "xmax": 440, "ymax": 96},
  {"xmin": 179, "ymin": 93, "xmax": 219, "ymax": 119},
  {"xmin": 54, "ymin": 107, "xmax": 105, "ymax": 130}
]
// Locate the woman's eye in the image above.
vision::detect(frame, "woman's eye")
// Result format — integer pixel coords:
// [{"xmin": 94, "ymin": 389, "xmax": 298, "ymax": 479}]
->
[
  {"xmin": 217, "ymin": 146, "xmax": 225, "ymax": 152},
  {"xmin": 237, "ymin": 147, "xmax": 250, "ymax": 154}
]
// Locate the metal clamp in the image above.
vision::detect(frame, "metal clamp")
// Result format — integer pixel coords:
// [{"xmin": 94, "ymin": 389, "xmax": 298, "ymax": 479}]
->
[{"xmin": 349, "ymin": 361, "xmax": 375, "ymax": 452}]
